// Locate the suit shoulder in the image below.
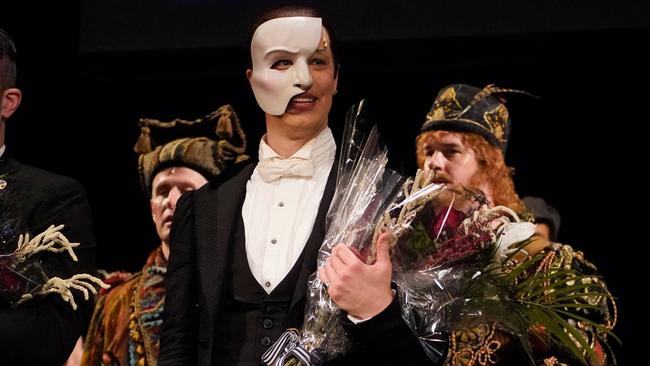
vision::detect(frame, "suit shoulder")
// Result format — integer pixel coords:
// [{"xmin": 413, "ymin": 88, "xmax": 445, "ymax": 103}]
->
[
  {"xmin": 207, "ymin": 158, "xmax": 255, "ymax": 190},
  {"xmin": 176, "ymin": 159, "xmax": 254, "ymax": 212},
  {"xmin": 16, "ymin": 163, "xmax": 84, "ymax": 192}
]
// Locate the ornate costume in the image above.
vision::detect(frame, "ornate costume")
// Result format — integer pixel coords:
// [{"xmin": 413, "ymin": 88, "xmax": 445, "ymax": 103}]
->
[
  {"xmin": 83, "ymin": 247, "xmax": 166, "ymax": 366},
  {"xmin": 419, "ymin": 84, "xmax": 617, "ymax": 365},
  {"xmin": 446, "ymin": 238, "xmax": 616, "ymax": 366},
  {"xmin": 82, "ymin": 104, "xmax": 248, "ymax": 366}
]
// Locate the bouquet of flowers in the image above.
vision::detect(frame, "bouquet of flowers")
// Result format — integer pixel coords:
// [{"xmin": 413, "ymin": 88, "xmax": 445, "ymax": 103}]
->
[
  {"xmin": 263, "ymin": 102, "xmax": 616, "ymax": 366},
  {"xmin": 378, "ymin": 173, "xmax": 617, "ymax": 365}
]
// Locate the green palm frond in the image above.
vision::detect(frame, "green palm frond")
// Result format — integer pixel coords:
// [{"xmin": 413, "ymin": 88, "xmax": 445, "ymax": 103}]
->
[
  {"xmin": 501, "ymin": 238, "xmax": 534, "ymax": 264},
  {"xmin": 523, "ymin": 305, "xmax": 591, "ymax": 364},
  {"xmin": 521, "ymin": 279, "xmax": 597, "ymax": 301},
  {"xmin": 513, "ymin": 260, "xmax": 615, "ymax": 364},
  {"xmin": 446, "ymin": 246, "xmax": 617, "ymax": 365}
]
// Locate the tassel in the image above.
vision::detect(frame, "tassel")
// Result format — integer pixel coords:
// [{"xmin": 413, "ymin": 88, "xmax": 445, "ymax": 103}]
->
[
  {"xmin": 235, "ymin": 154, "xmax": 250, "ymax": 164},
  {"xmin": 216, "ymin": 111, "xmax": 233, "ymax": 139},
  {"xmin": 134, "ymin": 126, "xmax": 153, "ymax": 154}
]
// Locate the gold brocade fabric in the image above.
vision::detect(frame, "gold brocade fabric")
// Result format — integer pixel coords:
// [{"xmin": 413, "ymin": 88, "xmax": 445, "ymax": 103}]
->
[
  {"xmin": 449, "ymin": 323, "xmax": 502, "ymax": 366},
  {"xmin": 446, "ymin": 241, "xmax": 615, "ymax": 366},
  {"xmin": 82, "ymin": 247, "xmax": 167, "ymax": 366}
]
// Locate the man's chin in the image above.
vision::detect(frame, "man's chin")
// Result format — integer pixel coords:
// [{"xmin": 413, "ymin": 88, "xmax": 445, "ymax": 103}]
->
[{"xmin": 160, "ymin": 226, "xmax": 171, "ymax": 241}]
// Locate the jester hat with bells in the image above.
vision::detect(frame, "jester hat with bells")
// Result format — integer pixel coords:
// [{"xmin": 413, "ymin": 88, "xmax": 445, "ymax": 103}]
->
[{"xmin": 134, "ymin": 104, "xmax": 249, "ymax": 195}]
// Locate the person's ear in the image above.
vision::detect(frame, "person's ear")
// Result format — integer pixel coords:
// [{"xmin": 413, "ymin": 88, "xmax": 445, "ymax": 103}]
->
[
  {"xmin": 1, "ymin": 88, "xmax": 22, "ymax": 120},
  {"xmin": 245, "ymin": 68, "xmax": 252, "ymax": 81}
]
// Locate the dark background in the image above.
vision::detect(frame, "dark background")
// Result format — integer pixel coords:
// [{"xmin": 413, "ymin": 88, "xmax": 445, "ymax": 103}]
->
[{"xmin": 3, "ymin": 1, "xmax": 647, "ymax": 363}]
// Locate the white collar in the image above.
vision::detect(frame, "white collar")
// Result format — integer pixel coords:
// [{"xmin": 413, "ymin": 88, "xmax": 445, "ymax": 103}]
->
[{"xmin": 258, "ymin": 127, "xmax": 335, "ymax": 168}]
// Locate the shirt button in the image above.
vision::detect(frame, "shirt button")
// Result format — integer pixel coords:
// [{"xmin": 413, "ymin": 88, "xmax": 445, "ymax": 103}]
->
[
  {"xmin": 270, "ymin": 239, "xmax": 277, "ymax": 244},
  {"xmin": 263, "ymin": 319, "xmax": 273, "ymax": 329},
  {"xmin": 278, "ymin": 202, "xmax": 285, "ymax": 207},
  {"xmin": 261, "ymin": 336, "xmax": 271, "ymax": 347},
  {"xmin": 265, "ymin": 281, "xmax": 271, "ymax": 288}
]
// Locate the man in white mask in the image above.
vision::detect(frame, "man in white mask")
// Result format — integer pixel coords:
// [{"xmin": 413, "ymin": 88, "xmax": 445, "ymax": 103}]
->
[{"xmin": 159, "ymin": 6, "xmax": 434, "ymax": 366}]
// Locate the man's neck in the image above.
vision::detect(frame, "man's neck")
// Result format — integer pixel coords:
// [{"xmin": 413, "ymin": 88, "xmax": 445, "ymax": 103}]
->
[
  {"xmin": 264, "ymin": 124, "xmax": 326, "ymax": 158},
  {"xmin": 161, "ymin": 242, "xmax": 170, "ymax": 261}
]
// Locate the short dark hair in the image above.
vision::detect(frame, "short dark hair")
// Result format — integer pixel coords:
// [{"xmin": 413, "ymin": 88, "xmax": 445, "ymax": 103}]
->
[
  {"xmin": 248, "ymin": 5, "xmax": 340, "ymax": 74},
  {"xmin": 0, "ymin": 28, "xmax": 17, "ymax": 93}
]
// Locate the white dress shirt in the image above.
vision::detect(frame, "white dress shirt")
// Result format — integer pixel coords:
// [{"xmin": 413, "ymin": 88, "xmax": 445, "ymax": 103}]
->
[
  {"xmin": 242, "ymin": 128, "xmax": 336, "ymax": 293},
  {"xmin": 0, "ymin": 145, "xmax": 6, "ymax": 158}
]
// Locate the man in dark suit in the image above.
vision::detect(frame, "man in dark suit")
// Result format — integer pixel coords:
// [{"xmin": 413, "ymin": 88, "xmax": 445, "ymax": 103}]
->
[
  {"xmin": 0, "ymin": 28, "xmax": 96, "ymax": 364},
  {"xmin": 159, "ymin": 6, "xmax": 437, "ymax": 366}
]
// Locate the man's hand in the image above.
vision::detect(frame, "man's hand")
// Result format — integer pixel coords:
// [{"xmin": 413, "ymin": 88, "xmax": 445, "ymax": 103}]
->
[{"xmin": 319, "ymin": 231, "xmax": 394, "ymax": 319}]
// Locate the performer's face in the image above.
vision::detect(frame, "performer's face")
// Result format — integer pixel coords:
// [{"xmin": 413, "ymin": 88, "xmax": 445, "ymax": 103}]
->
[
  {"xmin": 247, "ymin": 17, "xmax": 338, "ymax": 134},
  {"xmin": 150, "ymin": 166, "xmax": 207, "ymax": 246},
  {"xmin": 417, "ymin": 131, "xmax": 481, "ymax": 188}
]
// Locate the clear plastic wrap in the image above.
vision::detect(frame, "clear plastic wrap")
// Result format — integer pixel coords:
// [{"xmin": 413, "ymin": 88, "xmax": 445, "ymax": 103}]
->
[
  {"xmin": 302, "ymin": 101, "xmax": 405, "ymax": 361},
  {"xmin": 0, "ymin": 251, "xmax": 49, "ymax": 306},
  {"xmin": 263, "ymin": 100, "xmax": 405, "ymax": 365},
  {"xmin": 379, "ymin": 178, "xmax": 535, "ymax": 362}
]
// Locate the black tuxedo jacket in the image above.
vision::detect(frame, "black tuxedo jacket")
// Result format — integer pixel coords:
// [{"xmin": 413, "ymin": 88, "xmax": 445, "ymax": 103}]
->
[
  {"xmin": 159, "ymin": 160, "xmax": 435, "ymax": 366},
  {"xmin": 0, "ymin": 152, "xmax": 96, "ymax": 365}
]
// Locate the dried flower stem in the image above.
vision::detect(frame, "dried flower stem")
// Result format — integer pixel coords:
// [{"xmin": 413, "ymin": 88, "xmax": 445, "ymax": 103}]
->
[
  {"xmin": 18, "ymin": 274, "xmax": 110, "ymax": 310},
  {"xmin": 370, "ymin": 170, "xmax": 439, "ymax": 262},
  {"xmin": 11, "ymin": 225, "xmax": 110, "ymax": 309},
  {"xmin": 15, "ymin": 224, "xmax": 80, "ymax": 262}
]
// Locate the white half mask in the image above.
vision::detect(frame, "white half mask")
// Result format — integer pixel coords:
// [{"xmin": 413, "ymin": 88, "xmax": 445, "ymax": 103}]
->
[{"xmin": 250, "ymin": 17, "xmax": 322, "ymax": 115}]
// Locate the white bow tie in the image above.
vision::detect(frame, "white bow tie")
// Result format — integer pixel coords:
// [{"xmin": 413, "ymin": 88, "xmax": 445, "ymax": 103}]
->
[{"xmin": 256, "ymin": 157, "xmax": 315, "ymax": 182}]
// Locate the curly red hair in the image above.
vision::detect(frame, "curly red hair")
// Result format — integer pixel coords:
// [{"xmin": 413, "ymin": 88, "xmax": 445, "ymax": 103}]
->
[{"xmin": 416, "ymin": 130, "xmax": 524, "ymax": 212}]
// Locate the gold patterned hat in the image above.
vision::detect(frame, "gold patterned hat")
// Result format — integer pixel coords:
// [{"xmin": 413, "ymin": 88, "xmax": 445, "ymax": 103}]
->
[
  {"xmin": 134, "ymin": 104, "xmax": 249, "ymax": 195},
  {"xmin": 420, "ymin": 84, "xmax": 528, "ymax": 152}
]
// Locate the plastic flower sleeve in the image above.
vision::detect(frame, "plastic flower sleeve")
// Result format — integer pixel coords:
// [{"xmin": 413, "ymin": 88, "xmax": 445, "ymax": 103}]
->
[
  {"xmin": 375, "ymin": 178, "xmax": 495, "ymax": 362},
  {"xmin": 0, "ymin": 252, "xmax": 49, "ymax": 307},
  {"xmin": 262, "ymin": 100, "xmax": 405, "ymax": 366}
]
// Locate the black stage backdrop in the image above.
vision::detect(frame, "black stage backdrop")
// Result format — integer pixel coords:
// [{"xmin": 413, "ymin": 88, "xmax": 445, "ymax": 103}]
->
[{"xmin": 3, "ymin": 1, "xmax": 647, "ymax": 363}]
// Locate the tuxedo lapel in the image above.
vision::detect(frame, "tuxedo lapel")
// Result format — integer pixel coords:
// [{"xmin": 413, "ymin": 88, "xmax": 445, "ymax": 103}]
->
[
  {"xmin": 197, "ymin": 162, "xmax": 256, "ymax": 320},
  {"xmin": 289, "ymin": 162, "xmax": 337, "ymax": 313}
]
